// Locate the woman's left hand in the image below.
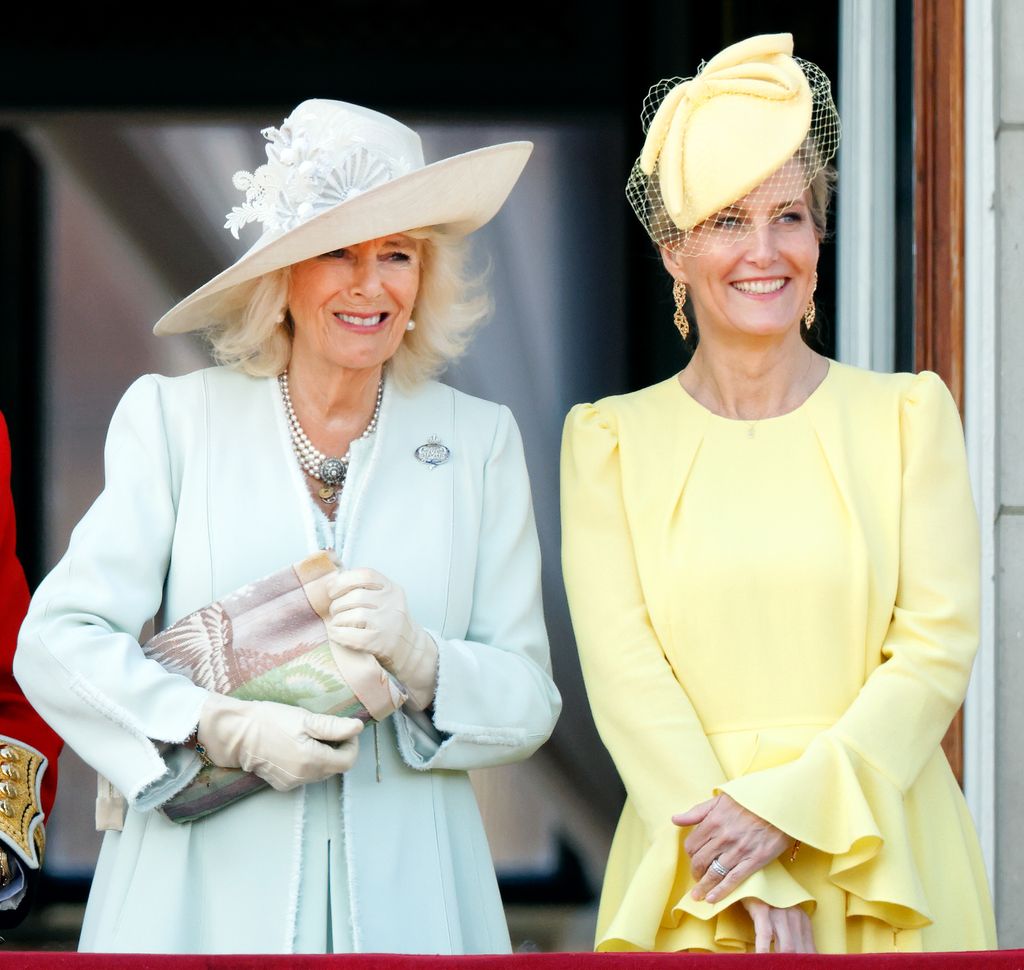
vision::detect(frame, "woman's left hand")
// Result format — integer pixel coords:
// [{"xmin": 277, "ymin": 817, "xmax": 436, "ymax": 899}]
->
[
  {"xmin": 672, "ymin": 793, "xmax": 792, "ymax": 903},
  {"xmin": 326, "ymin": 568, "xmax": 439, "ymax": 711},
  {"xmin": 740, "ymin": 899, "xmax": 816, "ymax": 953}
]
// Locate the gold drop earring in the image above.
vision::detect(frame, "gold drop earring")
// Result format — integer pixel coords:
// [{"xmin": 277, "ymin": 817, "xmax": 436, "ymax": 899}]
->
[
  {"xmin": 673, "ymin": 279, "xmax": 689, "ymax": 340},
  {"xmin": 803, "ymin": 272, "xmax": 818, "ymax": 330}
]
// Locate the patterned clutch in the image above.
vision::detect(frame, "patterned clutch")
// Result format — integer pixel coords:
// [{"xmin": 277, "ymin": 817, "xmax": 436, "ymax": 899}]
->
[{"xmin": 142, "ymin": 550, "xmax": 405, "ymax": 822}]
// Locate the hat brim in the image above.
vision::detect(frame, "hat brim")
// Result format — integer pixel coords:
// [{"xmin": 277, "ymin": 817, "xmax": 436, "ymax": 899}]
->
[{"xmin": 154, "ymin": 140, "xmax": 533, "ymax": 336}]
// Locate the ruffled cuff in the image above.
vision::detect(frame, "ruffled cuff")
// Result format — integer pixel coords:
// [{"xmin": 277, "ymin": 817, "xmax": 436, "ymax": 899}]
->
[
  {"xmin": 719, "ymin": 731, "xmax": 932, "ymax": 931},
  {"xmin": 598, "ymin": 823, "xmax": 813, "ymax": 952}
]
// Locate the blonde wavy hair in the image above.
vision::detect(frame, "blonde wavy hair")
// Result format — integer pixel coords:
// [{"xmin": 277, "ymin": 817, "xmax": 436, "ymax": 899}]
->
[{"xmin": 205, "ymin": 227, "xmax": 489, "ymax": 389}]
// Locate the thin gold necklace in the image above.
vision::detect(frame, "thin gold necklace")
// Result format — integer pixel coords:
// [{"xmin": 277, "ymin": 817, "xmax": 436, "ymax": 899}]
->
[{"xmin": 737, "ymin": 351, "xmax": 816, "ymax": 440}]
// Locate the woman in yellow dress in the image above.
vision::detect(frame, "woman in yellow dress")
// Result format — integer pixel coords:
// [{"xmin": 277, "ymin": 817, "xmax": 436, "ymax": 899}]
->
[{"xmin": 561, "ymin": 34, "xmax": 996, "ymax": 954}]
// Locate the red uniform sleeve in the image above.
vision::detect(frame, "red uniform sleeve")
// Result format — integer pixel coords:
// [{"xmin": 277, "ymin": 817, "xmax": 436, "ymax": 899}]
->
[{"xmin": 0, "ymin": 412, "xmax": 61, "ymax": 818}]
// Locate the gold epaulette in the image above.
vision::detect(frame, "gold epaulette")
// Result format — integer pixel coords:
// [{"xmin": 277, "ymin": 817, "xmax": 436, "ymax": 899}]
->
[{"xmin": 0, "ymin": 735, "xmax": 47, "ymax": 870}]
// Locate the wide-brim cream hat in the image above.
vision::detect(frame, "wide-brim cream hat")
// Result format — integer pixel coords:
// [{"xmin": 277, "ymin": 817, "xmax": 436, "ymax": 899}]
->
[
  {"xmin": 154, "ymin": 99, "xmax": 532, "ymax": 335},
  {"xmin": 626, "ymin": 33, "xmax": 840, "ymax": 256}
]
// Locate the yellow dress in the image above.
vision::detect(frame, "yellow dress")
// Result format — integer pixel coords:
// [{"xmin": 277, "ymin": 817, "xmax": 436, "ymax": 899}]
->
[{"xmin": 560, "ymin": 362, "xmax": 996, "ymax": 953}]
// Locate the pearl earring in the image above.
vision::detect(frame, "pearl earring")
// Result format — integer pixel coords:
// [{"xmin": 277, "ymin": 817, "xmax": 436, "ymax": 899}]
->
[{"xmin": 406, "ymin": 319, "xmax": 416, "ymax": 332}]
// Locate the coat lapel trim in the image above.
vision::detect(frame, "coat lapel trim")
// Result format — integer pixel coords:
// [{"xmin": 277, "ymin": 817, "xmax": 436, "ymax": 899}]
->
[
  {"xmin": 266, "ymin": 376, "xmax": 319, "ymax": 556},
  {"xmin": 284, "ymin": 784, "xmax": 308, "ymax": 953},
  {"xmin": 339, "ymin": 378, "xmax": 393, "ymax": 567},
  {"xmin": 263, "ymin": 376, "xmax": 316, "ymax": 953}
]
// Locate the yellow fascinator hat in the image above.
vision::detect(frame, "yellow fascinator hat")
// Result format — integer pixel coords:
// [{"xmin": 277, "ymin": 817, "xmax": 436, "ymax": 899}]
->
[{"xmin": 626, "ymin": 33, "xmax": 840, "ymax": 256}]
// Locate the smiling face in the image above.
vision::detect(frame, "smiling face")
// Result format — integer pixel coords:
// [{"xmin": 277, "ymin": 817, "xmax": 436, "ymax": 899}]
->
[
  {"xmin": 287, "ymin": 234, "xmax": 421, "ymax": 376},
  {"xmin": 661, "ymin": 160, "xmax": 820, "ymax": 343}
]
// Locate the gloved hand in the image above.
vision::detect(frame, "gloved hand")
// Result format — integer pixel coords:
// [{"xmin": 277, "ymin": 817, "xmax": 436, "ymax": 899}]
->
[
  {"xmin": 326, "ymin": 568, "xmax": 439, "ymax": 711},
  {"xmin": 197, "ymin": 694, "xmax": 362, "ymax": 792}
]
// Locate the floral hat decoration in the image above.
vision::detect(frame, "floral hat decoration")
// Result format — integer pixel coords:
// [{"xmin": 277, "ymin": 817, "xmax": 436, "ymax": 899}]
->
[
  {"xmin": 625, "ymin": 33, "xmax": 840, "ymax": 256},
  {"xmin": 154, "ymin": 100, "xmax": 532, "ymax": 336}
]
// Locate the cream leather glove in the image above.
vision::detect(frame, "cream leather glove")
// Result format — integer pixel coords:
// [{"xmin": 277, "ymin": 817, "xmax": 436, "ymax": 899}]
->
[
  {"xmin": 197, "ymin": 694, "xmax": 362, "ymax": 792},
  {"xmin": 326, "ymin": 568, "xmax": 439, "ymax": 711}
]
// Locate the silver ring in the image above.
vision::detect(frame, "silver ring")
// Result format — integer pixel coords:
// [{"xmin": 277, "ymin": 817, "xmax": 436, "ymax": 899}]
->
[{"xmin": 709, "ymin": 857, "xmax": 729, "ymax": 877}]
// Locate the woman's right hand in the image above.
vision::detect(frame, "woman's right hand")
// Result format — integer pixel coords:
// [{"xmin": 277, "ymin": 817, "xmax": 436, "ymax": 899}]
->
[
  {"xmin": 740, "ymin": 899, "xmax": 815, "ymax": 953},
  {"xmin": 197, "ymin": 695, "xmax": 363, "ymax": 791}
]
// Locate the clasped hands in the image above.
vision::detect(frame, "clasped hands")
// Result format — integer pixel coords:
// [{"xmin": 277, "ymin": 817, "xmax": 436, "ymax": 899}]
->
[
  {"xmin": 673, "ymin": 793, "xmax": 814, "ymax": 953},
  {"xmin": 197, "ymin": 568, "xmax": 437, "ymax": 792}
]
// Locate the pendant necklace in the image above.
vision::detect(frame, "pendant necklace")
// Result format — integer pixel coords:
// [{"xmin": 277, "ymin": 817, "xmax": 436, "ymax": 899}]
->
[{"xmin": 279, "ymin": 370, "xmax": 384, "ymax": 504}]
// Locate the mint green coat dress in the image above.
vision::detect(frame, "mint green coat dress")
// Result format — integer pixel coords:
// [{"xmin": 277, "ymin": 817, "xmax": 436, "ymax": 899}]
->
[{"xmin": 16, "ymin": 367, "xmax": 561, "ymax": 954}]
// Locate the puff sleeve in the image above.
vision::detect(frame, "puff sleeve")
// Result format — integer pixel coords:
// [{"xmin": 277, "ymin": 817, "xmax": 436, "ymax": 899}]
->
[
  {"xmin": 719, "ymin": 371, "xmax": 981, "ymax": 931},
  {"xmin": 14, "ymin": 377, "xmax": 209, "ymax": 810},
  {"xmin": 561, "ymin": 402, "xmax": 811, "ymax": 952},
  {"xmin": 394, "ymin": 405, "xmax": 562, "ymax": 771}
]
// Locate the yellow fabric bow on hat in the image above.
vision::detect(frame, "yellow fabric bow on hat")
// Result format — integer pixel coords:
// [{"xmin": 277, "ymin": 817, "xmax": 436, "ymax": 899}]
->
[{"xmin": 639, "ymin": 33, "xmax": 812, "ymax": 234}]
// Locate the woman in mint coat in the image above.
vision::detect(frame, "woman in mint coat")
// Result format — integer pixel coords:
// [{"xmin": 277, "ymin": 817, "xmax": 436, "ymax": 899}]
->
[{"xmin": 15, "ymin": 100, "xmax": 561, "ymax": 954}]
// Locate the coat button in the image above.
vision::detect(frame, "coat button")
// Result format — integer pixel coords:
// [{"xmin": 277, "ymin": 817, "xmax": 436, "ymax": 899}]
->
[
  {"xmin": 0, "ymin": 747, "xmax": 18, "ymax": 762},
  {"xmin": 0, "ymin": 800, "xmax": 13, "ymax": 817},
  {"xmin": 1, "ymin": 765, "xmax": 22, "ymax": 781},
  {"xmin": 0, "ymin": 782, "xmax": 16, "ymax": 797}
]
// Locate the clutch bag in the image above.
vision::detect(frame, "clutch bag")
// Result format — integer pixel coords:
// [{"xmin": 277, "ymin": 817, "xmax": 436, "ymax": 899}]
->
[{"xmin": 141, "ymin": 550, "xmax": 405, "ymax": 822}]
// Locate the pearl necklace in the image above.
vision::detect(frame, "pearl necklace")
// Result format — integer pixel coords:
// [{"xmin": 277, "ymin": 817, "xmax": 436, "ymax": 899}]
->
[{"xmin": 278, "ymin": 370, "xmax": 384, "ymax": 504}]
